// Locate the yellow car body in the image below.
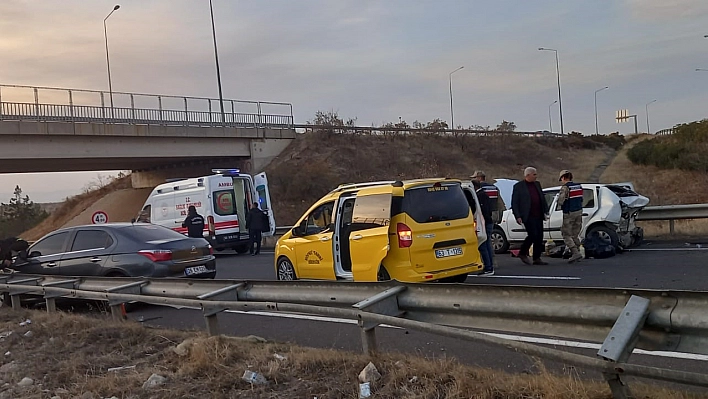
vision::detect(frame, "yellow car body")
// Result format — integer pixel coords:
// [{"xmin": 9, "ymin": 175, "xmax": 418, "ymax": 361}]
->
[{"xmin": 275, "ymin": 179, "xmax": 484, "ymax": 282}]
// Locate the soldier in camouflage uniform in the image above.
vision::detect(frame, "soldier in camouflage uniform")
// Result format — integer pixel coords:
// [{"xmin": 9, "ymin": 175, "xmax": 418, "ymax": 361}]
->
[{"xmin": 557, "ymin": 170, "xmax": 583, "ymax": 263}]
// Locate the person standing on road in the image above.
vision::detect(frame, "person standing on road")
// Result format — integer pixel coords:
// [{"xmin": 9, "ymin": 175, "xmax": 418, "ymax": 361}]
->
[
  {"xmin": 511, "ymin": 167, "xmax": 549, "ymax": 265},
  {"xmin": 471, "ymin": 170, "xmax": 503, "ymax": 267},
  {"xmin": 472, "ymin": 180, "xmax": 495, "ymax": 275},
  {"xmin": 182, "ymin": 206, "xmax": 205, "ymax": 239},
  {"xmin": 557, "ymin": 170, "xmax": 584, "ymax": 263},
  {"xmin": 246, "ymin": 202, "xmax": 267, "ymax": 256}
]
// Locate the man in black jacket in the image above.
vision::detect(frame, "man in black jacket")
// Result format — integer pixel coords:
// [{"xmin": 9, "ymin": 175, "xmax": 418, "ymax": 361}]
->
[
  {"xmin": 246, "ymin": 203, "xmax": 267, "ymax": 256},
  {"xmin": 182, "ymin": 206, "xmax": 205, "ymax": 238},
  {"xmin": 511, "ymin": 167, "xmax": 549, "ymax": 265},
  {"xmin": 472, "ymin": 180, "xmax": 494, "ymax": 275}
]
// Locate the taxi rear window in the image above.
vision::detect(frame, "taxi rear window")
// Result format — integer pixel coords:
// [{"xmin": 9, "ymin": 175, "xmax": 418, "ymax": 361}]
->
[{"xmin": 402, "ymin": 183, "xmax": 470, "ymax": 223}]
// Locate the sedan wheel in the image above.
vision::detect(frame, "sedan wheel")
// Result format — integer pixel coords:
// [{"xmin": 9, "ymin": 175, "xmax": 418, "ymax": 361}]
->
[
  {"xmin": 491, "ymin": 227, "xmax": 510, "ymax": 254},
  {"xmin": 277, "ymin": 257, "xmax": 297, "ymax": 281}
]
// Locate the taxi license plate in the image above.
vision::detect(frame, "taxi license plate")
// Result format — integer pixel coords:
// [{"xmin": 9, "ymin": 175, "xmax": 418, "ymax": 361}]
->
[
  {"xmin": 185, "ymin": 265, "xmax": 209, "ymax": 276},
  {"xmin": 435, "ymin": 247, "xmax": 463, "ymax": 258}
]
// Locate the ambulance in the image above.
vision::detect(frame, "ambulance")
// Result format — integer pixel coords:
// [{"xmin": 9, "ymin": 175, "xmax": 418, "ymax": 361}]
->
[{"xmin": 136, "ymin": 169, "xmax": 276, "ymax": 252}]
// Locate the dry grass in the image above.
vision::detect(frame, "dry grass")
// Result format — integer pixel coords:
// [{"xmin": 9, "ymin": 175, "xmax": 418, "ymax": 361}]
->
[
  {"xmin": 266, "ymin": 132, "xmax": 612, "ymax": 224},
  {"xmin": 601, "ymin": 135, "xmax": 708, "ymax": 237},
  {"xmin": 0, "ymin": 308, "xmax": 700, "ymax": 399}
]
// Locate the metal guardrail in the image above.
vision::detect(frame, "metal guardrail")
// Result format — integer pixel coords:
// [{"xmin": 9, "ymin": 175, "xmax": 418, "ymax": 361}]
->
[
  {"xmin": 655, "ymin": 128, "xmax": 675, "ymax": 136},
  {"xmin": 0, "ymin": 84, "xmax": 294, "ymax": 129},
  {"xmin": 636, "ymin": 204, "xmax": 708, "ymax": 234},
  {"xmin": 1, "ymin": 273, "xmax": 708, "ymax": 396}
]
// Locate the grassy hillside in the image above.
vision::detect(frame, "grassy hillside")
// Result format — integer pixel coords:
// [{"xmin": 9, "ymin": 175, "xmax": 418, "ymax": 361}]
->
[
  {"xmin": 266, "ymin": 131, "xmax": 619, "ymax": 225},
  {"xmin": 628, "ymin": 119, "xmax": 708, "ymax": 172}
]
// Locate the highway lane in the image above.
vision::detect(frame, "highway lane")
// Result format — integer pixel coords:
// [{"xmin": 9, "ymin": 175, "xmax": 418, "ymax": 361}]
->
[{"xmin": 128, "ymin": 239, "xmax": 708, "ymax": 389}]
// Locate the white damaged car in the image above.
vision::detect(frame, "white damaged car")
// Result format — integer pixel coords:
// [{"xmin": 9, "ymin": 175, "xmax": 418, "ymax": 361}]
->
[{"xmin": 489, "ymin": 179, "xmax": 649, "ymax": 253}]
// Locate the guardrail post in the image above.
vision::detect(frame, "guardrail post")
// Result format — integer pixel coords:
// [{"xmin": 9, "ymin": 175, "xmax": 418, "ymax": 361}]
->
[
  {"xmin": 6, "ymin": 277, "xmax": 42, "ymax": 311},
  {"xmin": 669, "ymin": 219, "xmax": 675, "ymax": 235},
  {"xmin": 196, "ymin": 283, "xmax": 244, "ymax": 336},
  {"xmin": 43, "ymin": 279, "xmax": 79, "ymax": 313},
  {"xmin": 352, "ymin": 285, "xmax": 406, "ymax": 356},
  {"xmin": 0, "ymin": 86, "xmax": 3, "ymax": 117},
  {"xmin": 208, "ymin": 99, "xmax": 213, "ymax": 124},
  {"xmin": 100, "ymin": 92, "xmax": 106, "ymax": 122},
  {"xmin": 597, "ymin": 295, "xmax": 650, "ymax": 399},
  {"xmin": 105, "ymin": 280, "xmax": 149, "ymax": 321}
]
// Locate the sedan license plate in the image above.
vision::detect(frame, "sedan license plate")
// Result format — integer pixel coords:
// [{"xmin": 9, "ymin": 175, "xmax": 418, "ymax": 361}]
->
[
  {"xmin": 435, "ymin": 247, "xmax": 463, "ymax": 258},
  {"xmin": 185, "ymin": 265, "xmax": 209, "ymax": 276}
]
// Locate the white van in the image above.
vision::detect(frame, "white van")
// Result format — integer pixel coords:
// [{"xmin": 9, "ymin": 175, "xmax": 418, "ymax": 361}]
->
[{"xmin": 136, "ymin": 169, "xmax": 276, "ymax": 252}]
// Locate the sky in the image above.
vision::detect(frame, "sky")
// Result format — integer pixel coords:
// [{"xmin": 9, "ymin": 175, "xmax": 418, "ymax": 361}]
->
[{"xmin": 1, "ymin": 0, "xmax": 708, "ymax": 202}]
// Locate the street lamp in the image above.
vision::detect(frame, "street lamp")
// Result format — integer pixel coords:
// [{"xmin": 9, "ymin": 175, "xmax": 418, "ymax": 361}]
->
[
  {"xmin": 645, "ymin": 99, "xmax": 657, "ymax": 134},
  {"xmin": 696, "ymin": 68, "xmax": 708, "ymax": 72},
  {"xmin": 209, "ymin": 0, "xmax": 226, "ymax": 125},
  {"xmin": 538, "ymin": 47, "xmax": 564, "ymax": 135},
  {"xmin": 548, "ymin": 100, "xmax": 557, "ymax": 133},
  {"xmin": 103, "ymin": 4, "xmax": 120, "ymax": 118},
  {"xmin": 594, "ymin": 86, "xmax": 609, "ymax": 135},
  {"xmin": 448, "ymin": 66, "xmax": 464, "ymax": 131}
]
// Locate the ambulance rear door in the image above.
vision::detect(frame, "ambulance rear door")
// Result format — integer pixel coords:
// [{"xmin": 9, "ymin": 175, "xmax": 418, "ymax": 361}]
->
[{"xmin": 254, "ymin": 172, "xmax": 276, "ymax": 237}]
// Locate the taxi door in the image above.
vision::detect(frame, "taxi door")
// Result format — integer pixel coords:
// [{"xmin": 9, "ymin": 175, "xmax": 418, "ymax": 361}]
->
[
  {"xmin": 293, "ymin": 201, "xmax": 337, "ymax": 280},
  {"xmin": 349, "ymin": 187, "xmax": 392, "ymax": 282}
]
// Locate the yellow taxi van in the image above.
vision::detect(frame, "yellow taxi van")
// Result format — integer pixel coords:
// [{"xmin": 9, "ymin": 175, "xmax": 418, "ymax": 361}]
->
[{"xmin": 275, "ymin": 178, "xmax": 485, "ymax": 282}]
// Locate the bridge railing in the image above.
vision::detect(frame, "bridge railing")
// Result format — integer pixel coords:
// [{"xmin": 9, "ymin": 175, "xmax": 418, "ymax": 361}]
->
[{"xmin": 0, "ymin": 84, "xmax": 294, "ymax": 129}]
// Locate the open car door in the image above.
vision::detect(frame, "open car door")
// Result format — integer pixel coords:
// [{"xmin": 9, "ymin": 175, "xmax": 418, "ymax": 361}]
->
[
  {"xmin": 349, "ymin": 187, "xmax": 392, "ymax": 282},
  {"xmin": 254, "ymin": 172, "xmax": 276, "ymax": 237}
]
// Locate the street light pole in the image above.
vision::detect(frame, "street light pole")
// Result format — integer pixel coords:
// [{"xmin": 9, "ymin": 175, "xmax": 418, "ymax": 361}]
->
[
  {"xmin": 103, "ymin": 4, "xmax": 120, "ymax": 118},
  {"xmin": 539, "ymin": 48, "xmax": 564, "ymax": 135},
  {"xmin": 696, "ymin": 68, "xmax": 708, "ymax": 72},
  {"xmin": 209, "ymin": 0, "xmax": 226, "ymax": 125},
  {"xmin": 645, "ymin": 99, "xmax": 657, "ymax": 135},
  {"xmin": 448, "ymin": 66, "xmax": 464, "ymax": 131},
  {"xmin": 594, "ymin": 86, "xmax": 609, "ymax": 135},
  {"xmin": 548, "ymin": 100, "xmax": 557, "ymax": 133}
]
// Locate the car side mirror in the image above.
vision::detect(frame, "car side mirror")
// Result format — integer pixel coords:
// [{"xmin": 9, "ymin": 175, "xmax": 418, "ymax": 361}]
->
[
  {"xmin": 28, "ymin": 251, "xmax": 41, "ymax": 258},
  {"xmin": 292, "ymin": 225, "xmax": 304, "ymax": 237}
]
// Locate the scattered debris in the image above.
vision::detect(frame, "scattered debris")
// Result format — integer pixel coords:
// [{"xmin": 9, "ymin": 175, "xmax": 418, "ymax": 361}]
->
[
  {"xmin": 273, "ymin": 353, "xmax": 287, "ymax": 361},
  {"xmin": 17, "ymin": 377, "xmax": 33, "ymax": 387},
  {"xmin": 0, "ymin": 362, "xmax": 18, "ymax": 373},
  {"xmin": 23, "ymin": 331, "xmax": 33, "ymax": 338},
  {"xmin": 242, "ymin": 370, "xmax": 269, "ymax": 385},
  {"xmin": 358, "ymin": 362, "xmax": 381, "ymax": 384},
  {"xmin": 18, "ymin": 319, "xmax": 31, "ymax": 327},
  {"xmin": 3, "ymin": 352, "xmax": 9, "ymax": 357},
  {"xmin": 173, "ymin": 338, "xmax": 196, "ymax": 357},
  {"xmin": 142, "ymin": 373, "xmax": 167, "ymax": 389},
  {"xmin": 409, "ymin": 376, "xmax": 419, "ymax": 383},
  {"xmin": 107, "ymin": 365, "xmax": 136, "ymax": 373},
  {"xmin": 0, "ymin": 332, "xmax": 12, "ymax": 340},
  {"xmin": 358, "ymin": 362, "xmax": 381, "ymax": 399}
]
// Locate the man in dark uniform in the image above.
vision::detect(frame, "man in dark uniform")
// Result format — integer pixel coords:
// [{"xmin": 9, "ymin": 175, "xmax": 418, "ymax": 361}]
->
[
  {"xmin": 511, "ymin": 167, "xmax": 549, "ymax": 265},
  {"xmin": 182, "ymin": 206, "xmax": 205, "ymax": 238},
  {"xmin": 246, "ymin": 202, "xmax": 267, "ymax": 256},
  {"xmin": 472, "ymin": 180, "xmax": 494, "ymax": 275}
]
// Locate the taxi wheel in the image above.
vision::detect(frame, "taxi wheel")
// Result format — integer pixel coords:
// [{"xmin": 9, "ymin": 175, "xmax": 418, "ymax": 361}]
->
[
  {"xmin": 277, "ymin": 257, "xmax": 297, "ymax": 281},
  {"xmin": 377, "ymin": 266, "xmax": 391, "ymax": 281}
]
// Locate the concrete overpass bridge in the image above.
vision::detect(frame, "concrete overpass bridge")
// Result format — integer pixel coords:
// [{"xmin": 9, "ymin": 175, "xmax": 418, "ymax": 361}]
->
[{"xmin": 0, "ymin": 84, "xmax": 296, "ymax": 187}]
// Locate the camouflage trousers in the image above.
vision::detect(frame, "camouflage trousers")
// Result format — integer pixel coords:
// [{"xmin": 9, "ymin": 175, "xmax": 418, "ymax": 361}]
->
[{"xmin": 561, "ymin": 210, "xmax": 582, "ymax": 253}]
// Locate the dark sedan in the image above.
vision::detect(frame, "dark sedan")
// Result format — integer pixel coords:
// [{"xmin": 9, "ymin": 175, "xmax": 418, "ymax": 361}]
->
[{"xmin": 11, "ymin": 223, "xmax": 216, "ymax": 278}]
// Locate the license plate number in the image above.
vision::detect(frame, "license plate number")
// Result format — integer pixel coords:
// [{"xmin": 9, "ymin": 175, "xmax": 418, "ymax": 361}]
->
[
  {"xmin": 435, "ymin": 247, "xmax": 463, "ymax": 258},
  {"xmin": 185, "ymin": 265, "xmax": 209, "ymax": 276},
  {"xmin": 222, "ymin": 235, "xmax": 238, "ymax": 241}
]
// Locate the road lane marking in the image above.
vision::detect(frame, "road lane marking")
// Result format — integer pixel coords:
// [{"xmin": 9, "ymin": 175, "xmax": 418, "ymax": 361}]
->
[
  {"xmin": 217, "ymin": 309, "xmax": 707, "ymax": 361},
  {"xmin": 469, "ymin": 275, "xmax": 581, "ymax": 280}
]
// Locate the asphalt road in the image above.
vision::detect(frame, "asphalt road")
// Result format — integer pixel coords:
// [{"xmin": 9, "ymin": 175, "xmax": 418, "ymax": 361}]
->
[{"xmin": 128, "ymin": 237, "xmax": 708, "ymax": 390}]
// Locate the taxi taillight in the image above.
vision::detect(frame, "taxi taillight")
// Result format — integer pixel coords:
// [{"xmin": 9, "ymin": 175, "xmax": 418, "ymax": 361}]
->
[
  {"xmin": 207, "ymin": 216, "xmax": 215, "ymax": 236},
  {"xmin": 397, "ymin": 223, "xmax": 413, "ymax": 248}
]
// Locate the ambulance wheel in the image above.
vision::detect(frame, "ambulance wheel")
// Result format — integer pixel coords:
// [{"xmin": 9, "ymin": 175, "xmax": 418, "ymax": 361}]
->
[
  {"xmin": 277, "ymin": 257, "xmax": 297, "ymax": 281},
  {"xmin": 234, "ymin": 244, "xmax": 250, "ymax": 254}
]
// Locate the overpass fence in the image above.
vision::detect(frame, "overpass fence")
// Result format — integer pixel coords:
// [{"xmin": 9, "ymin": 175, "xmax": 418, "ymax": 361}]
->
[
  {"xmin": 0, "ymin": 84, "xmax": 294, "ymax": 129},
  {"xmin": 1, "ymin": 273, "xmax": 708, "ymax": 397}
]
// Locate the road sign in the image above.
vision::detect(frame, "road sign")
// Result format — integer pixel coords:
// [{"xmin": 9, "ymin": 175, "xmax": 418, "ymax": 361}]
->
[
  {"xmin": 92, "ymin": 210, "xmax": 108, "ymax": 224},
  {"xmin": 615, "ymin": 109, "xmax": 630, "ymax": 123}
]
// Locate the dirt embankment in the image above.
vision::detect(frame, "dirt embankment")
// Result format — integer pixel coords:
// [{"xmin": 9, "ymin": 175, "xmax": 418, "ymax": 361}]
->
[{"xmin": 22, "ymin": 176, "xmax": 150, "ymax": 241}]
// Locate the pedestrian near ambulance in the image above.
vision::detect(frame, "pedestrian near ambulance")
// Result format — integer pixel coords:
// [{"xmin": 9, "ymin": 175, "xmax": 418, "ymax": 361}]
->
[
  {"xmin": 182, "ymin": 206, "xmax": 205, "ymax": 239},
  {"xmin": 511, "ymin": 167, "xmax": 549, "ymax": 265},
  {"xmin": 558, "ymin": 170, "xmax": 584, "ymax": 263},
  {"xmin": 246, "ymin": 202, "xmax": 267, "ymax": 256}
]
